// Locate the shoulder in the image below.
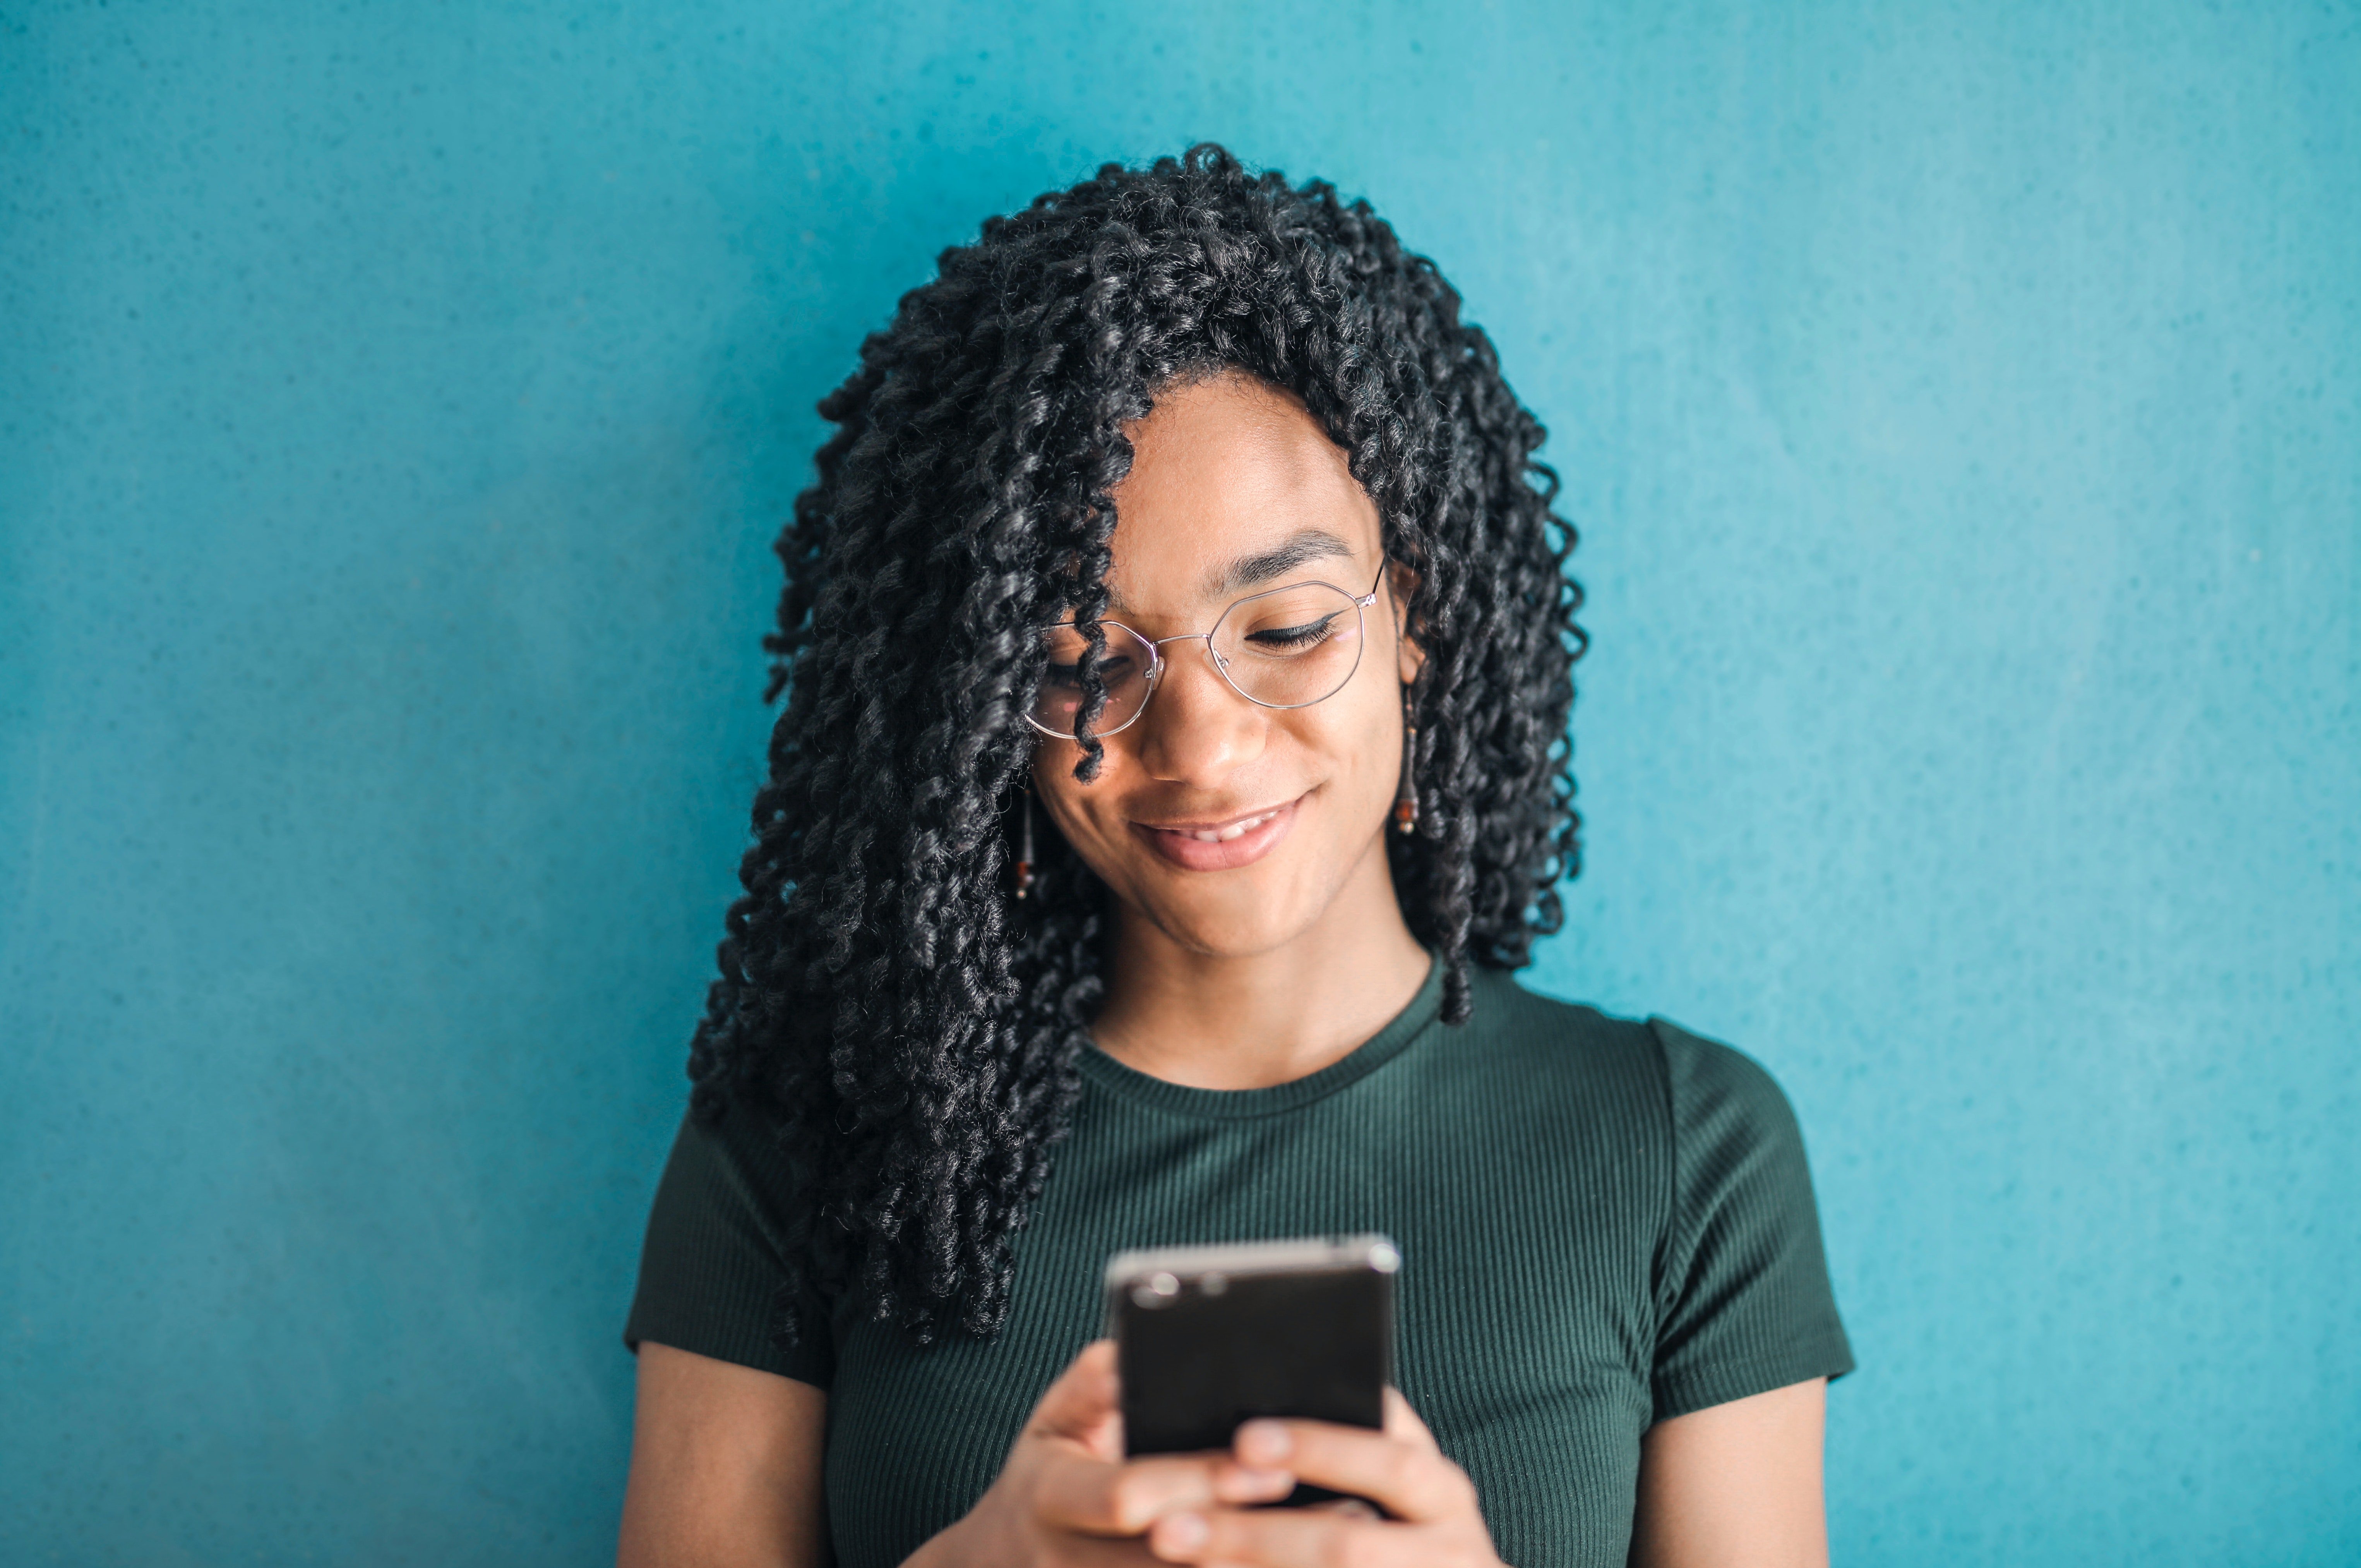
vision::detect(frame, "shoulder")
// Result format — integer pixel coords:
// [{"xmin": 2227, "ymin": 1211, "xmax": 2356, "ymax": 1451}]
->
[
  {"xmin": 1460, "ymin": 965, "xmax": 1659, "ymax": 1069},
  {"xmin": 630, "ymin": 1095, "xmax": 836, "ymax": 1384},
  {"xmin": 1444, "ymin": 969, "xmax": 1666, "ymax": 1144},
  {"xmin": 1647, "ymin": 1015, "xmax": 1801, "ymax": 1125},
  {"xmin": 1460, "ymin": 970, "xmax": 1806, "ymax": 1148},
  {"xmin": 656, "ymin": 1091, "xmax": 810, "ymax": 1240},
  {"xmin": 1641, "ymin": 1012, "xmax": 1818, "ymax": 1189}
]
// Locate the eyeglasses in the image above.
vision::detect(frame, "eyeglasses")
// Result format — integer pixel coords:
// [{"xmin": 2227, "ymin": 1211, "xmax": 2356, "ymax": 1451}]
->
[{"xmin": 1026, "ymin": 563, "xmax": 1386, "ymax": 740}]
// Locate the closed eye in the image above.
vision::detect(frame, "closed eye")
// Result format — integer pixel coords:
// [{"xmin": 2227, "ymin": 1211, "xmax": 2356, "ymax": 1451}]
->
[
  {"xmin": 1244, "ymin": 613, "xmax": 1342, "ymax": 652},
  {"xmin": 1045, "ymin": 655, "xmax": 1142, "ymax": 687}
]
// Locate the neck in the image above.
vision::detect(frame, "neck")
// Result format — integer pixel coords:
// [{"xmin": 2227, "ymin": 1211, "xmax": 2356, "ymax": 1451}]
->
[{"xmin": 1091, "ymin": 831, "xmax": 1433, "ymax": 1090}]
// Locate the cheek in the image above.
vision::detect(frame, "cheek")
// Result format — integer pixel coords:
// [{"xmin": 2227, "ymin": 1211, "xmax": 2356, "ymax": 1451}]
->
[
  {"xmin": 1285, "ymin": 689, "xmax": 1403, "ymax": 806},
  {"xmin": 1030, "ymin": 751, "xmax": 1132, "ymax": 857}
]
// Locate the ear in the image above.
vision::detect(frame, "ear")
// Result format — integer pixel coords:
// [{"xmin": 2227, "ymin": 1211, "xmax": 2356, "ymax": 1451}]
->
[{"xmin": 1388, "ymin": 560, "xmax": 1426, "ymax": 687}]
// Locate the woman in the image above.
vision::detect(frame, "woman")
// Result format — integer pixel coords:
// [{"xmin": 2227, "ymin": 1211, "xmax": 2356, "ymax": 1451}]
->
[{"xmin": 619, "ymin": 146, "xmax": 1851, "ymax": 1568}]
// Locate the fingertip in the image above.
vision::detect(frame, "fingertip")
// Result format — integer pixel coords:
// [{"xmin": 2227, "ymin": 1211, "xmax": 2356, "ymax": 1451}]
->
[
  {"xmin": 1148, "ymin": 1510, "xmax": 1209, "ymax": 1561},
  {"xmin": 1033, "ymin": 1342, "xmax": 1124, "ymax": 1432},
  {"xmin": 1061, "ymin": 1340, "xmax": 1116, "ymax": 1392},
  {"xmin": 1212, "ymin": 1461, "xmax": 1296, "ymax": 1503},
  {"xmin": 1383, "ymin": 1386, "xmax": 1436, "ymax": 1443},
  {"xmin": 1235, "ymin": 1418, "xmax": 1294, "ymax": 1465}
]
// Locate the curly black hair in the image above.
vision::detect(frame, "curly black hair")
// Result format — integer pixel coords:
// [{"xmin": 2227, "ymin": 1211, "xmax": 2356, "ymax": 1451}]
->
[{"xmin": 685, "ymin": 145, "xmax": 1585, "ymax": 1346}]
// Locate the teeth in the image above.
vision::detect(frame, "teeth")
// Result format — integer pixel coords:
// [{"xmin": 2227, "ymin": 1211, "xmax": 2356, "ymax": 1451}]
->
[{"xmin": 1170, "ymin": 809, "xmax": 1278, "ymax": 843}]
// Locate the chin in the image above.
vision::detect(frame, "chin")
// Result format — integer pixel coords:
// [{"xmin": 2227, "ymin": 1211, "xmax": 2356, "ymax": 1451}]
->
[{"xmin": 1127, "ymin": 874, "xmax": 1327, "ymax": 959}]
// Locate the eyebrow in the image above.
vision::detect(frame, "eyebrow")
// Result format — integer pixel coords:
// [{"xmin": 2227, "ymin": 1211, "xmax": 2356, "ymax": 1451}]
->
[
  {"xmin": 1095, "ymin": 527, "xmax": 1364, "ymax": 615},
  {"xmin": 1207, "ymin": 528, "xmax": 1360, "ymax": 597}
]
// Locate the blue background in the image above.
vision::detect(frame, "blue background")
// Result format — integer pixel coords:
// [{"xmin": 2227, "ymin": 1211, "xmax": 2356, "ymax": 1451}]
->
[{"xmin": 3, "ymin": 2, "xmax": 2356, "ymax": 1562}]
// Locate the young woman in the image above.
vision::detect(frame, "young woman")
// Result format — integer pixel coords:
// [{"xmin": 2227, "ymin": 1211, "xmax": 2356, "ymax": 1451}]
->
[{"xmin": 618, "ymin": 146, "xmax": 1852, "ymax": 1568}]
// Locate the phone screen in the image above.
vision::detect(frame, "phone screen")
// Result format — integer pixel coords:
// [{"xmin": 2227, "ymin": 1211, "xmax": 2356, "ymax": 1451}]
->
[{"xmin": 1105, "ymin": 1234, "xmax": 1397, "ymax": 1503}]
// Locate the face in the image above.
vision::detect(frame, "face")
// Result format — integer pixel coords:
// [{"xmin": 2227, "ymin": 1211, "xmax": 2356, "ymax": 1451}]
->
[{"xmin": 1030, "ymin": 371, "xmax": 1420, "ymax": 958}]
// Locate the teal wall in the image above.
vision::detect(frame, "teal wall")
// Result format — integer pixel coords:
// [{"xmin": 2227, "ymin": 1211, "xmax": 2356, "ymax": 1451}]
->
[{"xmin": 3, "ymin": 2, "xmax": 2356, "ymax": 1562}]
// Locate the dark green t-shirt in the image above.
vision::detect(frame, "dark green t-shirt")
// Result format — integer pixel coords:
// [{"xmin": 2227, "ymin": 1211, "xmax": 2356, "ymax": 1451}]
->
[{"xmin": 626, "ymin": 960, "xmax": 1853, "ymax": 1568}]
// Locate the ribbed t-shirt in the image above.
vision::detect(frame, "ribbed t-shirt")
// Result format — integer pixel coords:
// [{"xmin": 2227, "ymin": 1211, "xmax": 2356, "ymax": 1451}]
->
[{"xmin": 626, "ymin": 959, "xmax": 1854, "ymax": 1568}]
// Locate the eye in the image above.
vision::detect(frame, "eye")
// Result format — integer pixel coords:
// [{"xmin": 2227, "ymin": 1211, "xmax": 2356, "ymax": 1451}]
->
[
  {"xmin": 1245, "ymin": 613, "xmax": 1341, "ymax": 651},
  {"xmin": 1045, "ymin": 655, "xmax": 1140, "ymax": 687}
]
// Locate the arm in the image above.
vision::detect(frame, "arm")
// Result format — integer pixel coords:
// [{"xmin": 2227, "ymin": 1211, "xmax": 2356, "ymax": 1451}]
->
[
  {"xmin": 618, "ymin": 1340, "xmax": 831, "ymax": 1568},
  {"xmin": 621, "ymin": 1338, "xmax": 1283, "ymax": 1568},
  {"xmin": 1628, "ymin": 1377, "xmax": 1829, "ymax": 1568},
  {"xmin": 1124, "ymin": 1378, "xmax": 1829, "ymax": 1568}
]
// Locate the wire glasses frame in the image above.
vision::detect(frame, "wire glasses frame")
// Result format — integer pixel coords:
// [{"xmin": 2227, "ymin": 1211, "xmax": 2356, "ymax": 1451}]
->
[{"xmin": 1024, "ymin": 561, "xmax": 1389, "ymax": 741}]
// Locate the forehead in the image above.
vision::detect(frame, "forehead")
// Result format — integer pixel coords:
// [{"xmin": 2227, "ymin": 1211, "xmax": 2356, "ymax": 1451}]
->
[{"xmin": 1102, "ymin": 372, "xmax": 1381, "ymax": 611}]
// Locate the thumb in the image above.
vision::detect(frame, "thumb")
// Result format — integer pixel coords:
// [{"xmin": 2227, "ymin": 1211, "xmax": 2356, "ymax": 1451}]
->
[
  {"xmin": 1030, "ymin": 1340, "xmax": 1121, "ymax": 1441},
  {"xmin": 1383, "ymin": 1386, "xmax": 1442, "ymax": 1452}
]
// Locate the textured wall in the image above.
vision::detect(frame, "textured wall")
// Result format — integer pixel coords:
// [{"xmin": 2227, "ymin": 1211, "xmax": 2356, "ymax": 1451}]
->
[{"xmin": 3, "ymin": 2, "xmax": 2355, "ymax": 1563}]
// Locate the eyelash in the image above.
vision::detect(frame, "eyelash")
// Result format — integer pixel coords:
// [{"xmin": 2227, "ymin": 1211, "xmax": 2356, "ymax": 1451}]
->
[
  {"xmin": 1044, "ymin": 656, "xmax": 1141, "ymax": 689},
  {"xmin": 1245, "ymin": 615, "xmax": 1339, "ymax": 651}
]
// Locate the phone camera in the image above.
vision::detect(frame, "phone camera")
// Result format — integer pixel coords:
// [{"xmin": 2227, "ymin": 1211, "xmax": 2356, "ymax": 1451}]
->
[{"xmin": 1131, "ymin": 1271, "xmax": 1182, "ymax": 1309}]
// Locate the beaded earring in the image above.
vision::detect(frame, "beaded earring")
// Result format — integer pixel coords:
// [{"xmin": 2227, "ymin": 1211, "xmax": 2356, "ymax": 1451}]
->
[{"xmin": 1012, "ymin": 785, "xmax": 1037, "ymax": 899}]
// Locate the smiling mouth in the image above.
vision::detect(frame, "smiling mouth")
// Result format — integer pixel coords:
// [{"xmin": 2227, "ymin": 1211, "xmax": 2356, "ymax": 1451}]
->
[
  {"xmin": 1148, "ymin": 806, "xmax": 1288, "ymax": 844},
  {"xmin": 1131, "ymin": 796, "xmax": 1303, "ymax": 872}
]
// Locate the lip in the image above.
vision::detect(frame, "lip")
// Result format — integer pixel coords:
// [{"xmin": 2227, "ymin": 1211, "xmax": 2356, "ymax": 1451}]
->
[{"xmin": 1131, "ymin": 795, "xmax": 1303, "ymax": 872}]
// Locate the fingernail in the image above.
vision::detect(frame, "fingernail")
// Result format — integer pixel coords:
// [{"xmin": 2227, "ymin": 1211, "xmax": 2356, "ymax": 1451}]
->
[
  {"xmin": 1237, "ymin": 1420, "xmax": 1292, "ymax": 1462},
  {"xmin": 1160, "ymin": 1511, "xmax": 1209, "ymax": 1551},
  {"xmin": 1223, "ymin": 1464, "xmax": 1292, "ymax": 1496}
]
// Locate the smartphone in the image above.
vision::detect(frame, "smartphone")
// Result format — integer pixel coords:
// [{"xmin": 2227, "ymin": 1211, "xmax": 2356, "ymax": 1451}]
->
[{"xmin": 1104, "ymin": 1233, "xmax": 1398, "ymax": 1505}]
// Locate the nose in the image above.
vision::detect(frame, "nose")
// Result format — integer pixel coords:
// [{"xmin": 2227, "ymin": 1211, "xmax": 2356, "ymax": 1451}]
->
[{"xmin": 1131, "ymin": 637, "xmax": 1266, "ymax": 785}]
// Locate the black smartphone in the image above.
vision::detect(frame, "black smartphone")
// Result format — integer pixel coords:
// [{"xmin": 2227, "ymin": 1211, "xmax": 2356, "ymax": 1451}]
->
[{"xmin": 1104, "ymin": 1234, "xmax": 1398, "ymax": 1506}]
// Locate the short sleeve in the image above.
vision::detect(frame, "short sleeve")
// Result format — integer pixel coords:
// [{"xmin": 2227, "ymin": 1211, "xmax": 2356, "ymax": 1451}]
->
[
  {"xmin": 624, "ymin": 1101, "xmax": 834, "ymax": 1389},
  {"xmin": 1647, "ymin": 1018, "xmax": 1854, "ymax": 1423}
]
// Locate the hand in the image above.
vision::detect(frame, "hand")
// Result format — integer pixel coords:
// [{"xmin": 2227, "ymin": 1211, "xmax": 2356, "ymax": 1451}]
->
[
  {"xmin": 1143, "ymin": 1390, "xmax": 1505, "ymax": 1568},
  {"xmin": 907, "ymin": 1340, "xmax": 1297, "ymax": 1566}
]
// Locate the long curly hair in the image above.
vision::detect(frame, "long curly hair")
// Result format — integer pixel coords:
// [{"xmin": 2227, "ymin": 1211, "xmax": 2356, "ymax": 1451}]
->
[{"xmin": 686, "ymin": 145, "xmax": 1586, "ymax": 1346}]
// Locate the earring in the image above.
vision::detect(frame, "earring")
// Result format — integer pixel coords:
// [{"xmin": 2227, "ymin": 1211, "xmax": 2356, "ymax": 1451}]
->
[
  {"xmin": 1393, "ymin": 696, "xmax": 1419, "ymax": 834},
  {"xmin": 1013, "ymin": 785, "xmax": 1037, "ymax": 899}
]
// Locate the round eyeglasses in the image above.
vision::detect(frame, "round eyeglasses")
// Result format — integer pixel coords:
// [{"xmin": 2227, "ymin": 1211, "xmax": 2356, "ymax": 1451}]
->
[{"xmin": 1026, "ymin": 566, "xmax": 1385, "ymax": 740}]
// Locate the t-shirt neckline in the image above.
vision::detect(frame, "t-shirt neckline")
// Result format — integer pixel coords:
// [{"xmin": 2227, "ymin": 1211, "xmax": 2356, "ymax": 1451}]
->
[{"xmin": 1076, "ymin": 951, "xmax": 1443, "ymax": 1120}]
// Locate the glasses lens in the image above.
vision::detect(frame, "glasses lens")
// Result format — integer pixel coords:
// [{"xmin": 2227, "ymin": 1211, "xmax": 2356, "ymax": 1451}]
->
[
  {"xmin": 1031, "ymin": 621, "xmax": 1156, "ymax": 737},
  {"xmin": 1209, "ymin": 582, "xmax": 1366, "ymax": 708}
]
